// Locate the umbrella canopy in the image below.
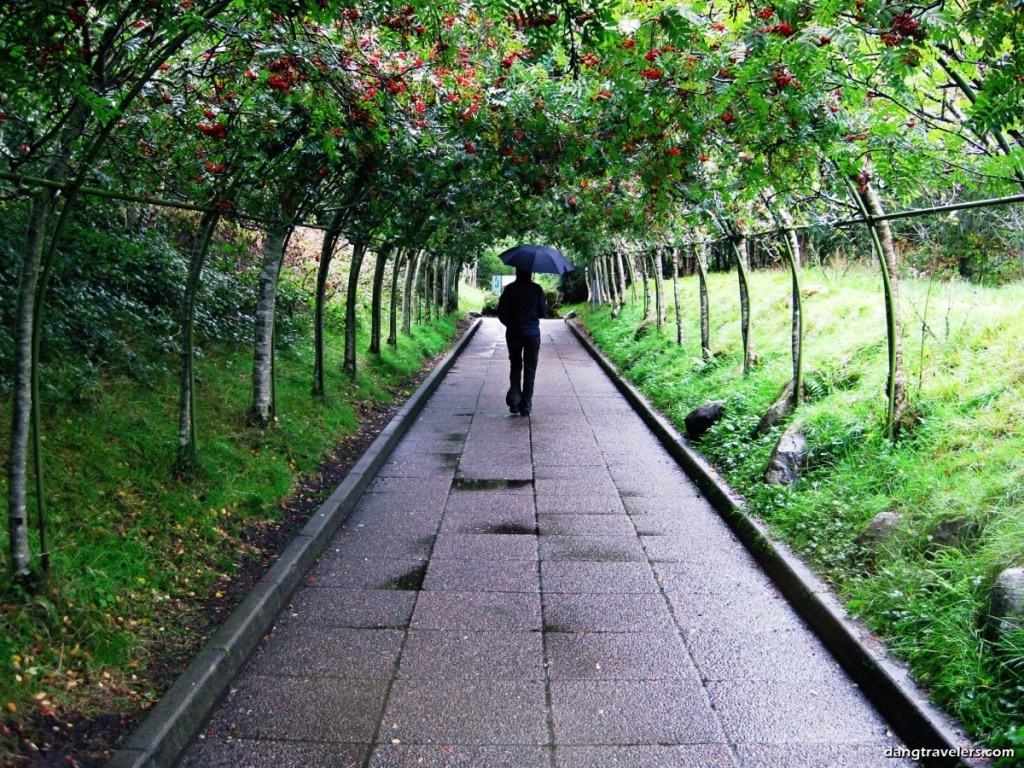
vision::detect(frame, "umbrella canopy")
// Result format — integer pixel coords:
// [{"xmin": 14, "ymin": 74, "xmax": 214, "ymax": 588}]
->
[{"xmin": 498, "ymin": 244, "xmax": 575, "ymax": 275}]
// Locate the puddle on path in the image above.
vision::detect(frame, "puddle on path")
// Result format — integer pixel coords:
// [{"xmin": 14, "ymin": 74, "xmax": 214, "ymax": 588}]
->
[
  {"xmin": 451, "ymin": 478, "xmax": 534, "ymax": 491},
  {"xmin": 480, "ymin": 523, "xmax": 539, "ymax": 535},
  {"xmin": 438, "ymin": 453, "xmax": 461, "ymax": 469},
  {"xmin": 381, "ymin": 563, "xmax": 428, "ymax": 591}
]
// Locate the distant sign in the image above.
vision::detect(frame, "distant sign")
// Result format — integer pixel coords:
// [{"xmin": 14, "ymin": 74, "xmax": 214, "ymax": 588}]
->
[{"xmin": 491, "ymin": 274, "xmax": 516, "ymax": 294}]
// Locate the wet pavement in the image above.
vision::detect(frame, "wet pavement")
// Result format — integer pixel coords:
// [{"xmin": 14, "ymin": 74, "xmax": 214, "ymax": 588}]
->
[{"xmin": 178, "ymin": 319, "xmax": 914, "ymax": 768}]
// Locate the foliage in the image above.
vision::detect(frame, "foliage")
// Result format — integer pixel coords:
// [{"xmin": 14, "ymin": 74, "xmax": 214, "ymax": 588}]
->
[
  {"xmin": 475, "ymin": 249, "xmax": 515, "ymax": 291},
  {"xmin": 0, "ymin": 203, "xmax": 303, "ymax": 397}
]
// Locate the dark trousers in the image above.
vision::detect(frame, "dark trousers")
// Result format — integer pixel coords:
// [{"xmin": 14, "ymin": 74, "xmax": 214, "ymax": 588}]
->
[{"xmin": 506, "ymin": 331, "xmax": 541, "ymax": 406}]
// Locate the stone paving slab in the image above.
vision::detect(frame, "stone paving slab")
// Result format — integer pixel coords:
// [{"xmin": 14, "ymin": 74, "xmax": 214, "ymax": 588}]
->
[
  {"xmin": 244, "ymin": 624, "xmax": 404, "ymax": 679},
  {"xmin": 554, "ymin": 745, "xmax": 736, "ymax": 768},
  {"xmin": 381, "ymin": 679, "xmax": 549, "ymax": 745},
  {"xmin": 545, "ymin": 630, "xmax": 698, "ymax": 680},
  {"xmin": 549, "ymin": 679, "xmax": 724, "ymax": 744},
  {"xmin": 397, "ymin": 629, "xmax": 545, "ymax": 680},
  {"xmin": 205, "ymin": 675, "xmax": 389, "ymax": 742},
  {"xmin": 708, "ymin": 679, "xmax": 896, "ymax": 744},
  {"xmin": 537, "ymin": 514, "xmax": 636, "ymax": 536},
  {"xmin": 179, "ymin": 319, "xmax": 916, "ymax": 768},
  {"xmin": 180, "ymin": 739, "xmax": 367, "ymax": 768},
  {"xmin": 281, "ymin": 587, "xmax": 416, "ymax": 629},
  {"xmin": 539, "ymin": 561, "xmax": 659, "ymax": 594},
  {"xmin": 369, "ymin": 744, "xmax": 550, "ymax": 768},
  {"xmin": 439, "ymin": 506, "xmax": 538, "ymax": 535},
  {"xmin": 410, "ymin": 589, "xmax": 543, "ymax": 631},
  {"xmin": 422, "ymin": 557, "xmax": 540, "ymax": 593}
]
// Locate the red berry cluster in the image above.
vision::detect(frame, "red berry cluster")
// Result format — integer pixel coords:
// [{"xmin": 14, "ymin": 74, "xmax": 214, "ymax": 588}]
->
[
  {"xmin": 768, "ymin": 22, "xmax": 794, "ymax": 35},
  {"xmin": 640, "ymin": 68, "xmax": 662, "ymax": 80},
  {"xmin": 508, "ymin": 12, "xmax": 558, "ymax": 28},
  {"xmin": 382, "ymin": 5, "xmax": 424, "ymax": 34},
  {"xmin": 755, "ymin": 7, "xmax": 775, "ymax": 19},
  {"xmin": 881, "ymin": 12, "xmax": 923, "ymax": 46},
  {"xmin": 502, "ymin": 50, "xmax": 528, "ymax": 68},
  {"xmin": 771, "ymin": 69, "xmax": 797, "ymax": 89},
  {"xmin": 198, "ymin": 122, "xmax": 227, "ymax": 139},
  {"xmin": 265, "ymin": 56, "xmax": 306, "ymax": 94}
]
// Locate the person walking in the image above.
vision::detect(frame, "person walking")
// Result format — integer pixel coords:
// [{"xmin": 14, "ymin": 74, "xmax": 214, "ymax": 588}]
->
[{"xmin": 497, "ymin": 268, "xmax": 547, "ymax": 417}]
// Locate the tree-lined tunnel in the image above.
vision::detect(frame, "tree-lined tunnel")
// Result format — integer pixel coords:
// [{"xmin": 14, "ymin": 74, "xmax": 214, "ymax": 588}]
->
[{"xmin": 2, "ymin": 1, "xmax": 1023, "ymax": 764}]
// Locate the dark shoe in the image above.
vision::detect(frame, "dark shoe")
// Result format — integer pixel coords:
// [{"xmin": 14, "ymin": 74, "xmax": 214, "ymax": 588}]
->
[
  {"xmin": 520, "ymin": 401, "xmax": 531, "ymax": 417},
  {"xmin": 506, "ymin": 387, "xmax": 521, "ymax": 414}
]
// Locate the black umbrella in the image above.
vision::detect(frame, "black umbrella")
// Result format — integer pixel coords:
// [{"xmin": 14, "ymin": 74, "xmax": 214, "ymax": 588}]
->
[{"xmin": 498, "ymin": 244, "xmax": 575, "ymax": 275}]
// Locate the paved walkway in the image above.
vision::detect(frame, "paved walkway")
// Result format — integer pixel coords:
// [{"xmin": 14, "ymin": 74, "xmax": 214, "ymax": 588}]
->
[{"xmin": 179, "ymin": 319, "xmax": 913, "ymax": 768}]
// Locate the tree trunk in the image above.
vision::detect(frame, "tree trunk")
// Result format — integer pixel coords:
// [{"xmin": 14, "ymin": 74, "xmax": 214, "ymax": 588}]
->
[
  {"xmin": 626, "ymin": 251, "xmax": 638, "ymax": 302},
  {"xmin": 652, "ymin": 250, "xmax": 664, "ymax": 328},
  {"xmin": 451, "ymin": 262, "xmax": 463, "ymax": 310},
  {"xmin": 780, "ymin": 211, "xmax": 804, "ymax": 406},
  {"xmin": 640, "ymin": 252, "xmax": 651, "ymax": 318},
  {"xmin": 610, "ymin": 253, "xmax": 618, "ymax": 311},
  {"xmin": 423, "ymin": 259, "xmax": 433, "ymax": 322},
  {"xmin": 402, "ymin": 250, "xmax": 418, "ymax": 334},
  {"xmin": 312, "ymin": 223, "xmax": 343, "ymax": 397},
  {"xmin": 175, "ymin": 210, "xmax": 220, "ymax": 475},
  {"xmin": 850, "ymin": 173, "xmax": 908, "ymax": 436},
  {"xmin": 602, "ymin": 257, "xmax": 618, "ymax": 309},
  {"xmin": 250, "ymin": 218, "xmax": 291, "ymax": 425},
  {"xmin": 441, "ymin": 258, "xmax": 452, "ymax": 315},
  {"xmin": 603, "ymin": 255, "xmax": 615, "ymax": 307},
  {"xmin": 343, "ymin": 240, "xmax": 368, "ymax": 377},
  {"xmin": 695, "ymin": 243, "xmax": 711, "ymax": 361},
  {"xmin": 388, "ymin": 250, "xmax": 404, "ymax": 347},
  {"xmin": 413, "ymin": 252, "xmax": 424, "ymax": 325},
  {"xmin": 7, "ymin": 190, "xmax": 52, "ymax": 578},
  {"xmin": 369, "ymin": 245, "xmax": 390, "ymax": 354},
  {"xmin": 729, "ymin": 235, "xmax": 755, "ymax": 373},
  {"xmin": 671, "ymin": 247, "xmax": 683, "ymax": 346},
  {"xmin": 433, "ymin": 259, "xmax": 443, "ymax": 314}
]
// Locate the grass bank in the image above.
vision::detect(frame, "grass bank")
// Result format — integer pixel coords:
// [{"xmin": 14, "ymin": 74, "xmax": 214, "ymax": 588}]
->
[
  {"xmin": 576, "ymin": 265, "xmax": 1024, "ymax": 760},
  {"xmin": 0, "ymin": 301, "xmax": 465, "ymax": 764}
]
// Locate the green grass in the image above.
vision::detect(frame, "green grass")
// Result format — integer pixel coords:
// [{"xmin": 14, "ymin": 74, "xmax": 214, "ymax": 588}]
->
[
  {"xmin": 459, "ymin": 281, "xmax": 488, "ymax": 312},
  {"xmin": 577, "ymin": 265, "xmax": 1024, "ymax": 760},
  {"xmin": 0, "ymin": 296, "xmax": 464, "ymax": 758}
]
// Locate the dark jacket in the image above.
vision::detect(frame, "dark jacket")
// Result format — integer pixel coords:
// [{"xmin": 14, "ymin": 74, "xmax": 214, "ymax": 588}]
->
[{"xmin": 497, "ymin": 278, "xmax": 547, "ymax": 337}]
